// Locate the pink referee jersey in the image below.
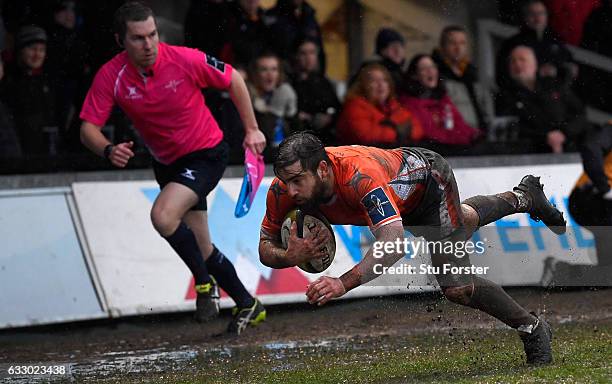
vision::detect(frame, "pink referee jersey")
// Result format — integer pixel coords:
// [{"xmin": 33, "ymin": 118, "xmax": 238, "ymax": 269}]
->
[{"xmin": 80, "ymin": 43, "xmax": 233, "ymax": 164}]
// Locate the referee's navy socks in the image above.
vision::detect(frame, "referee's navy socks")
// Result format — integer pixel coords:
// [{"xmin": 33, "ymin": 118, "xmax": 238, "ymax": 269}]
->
[
  {"xmin": 206, "ymin": 245, "xmax": 255, "ymax": 308},
  {"xmin": 164, "ymin": 223, "xmax": 211, "ymax": 286}
]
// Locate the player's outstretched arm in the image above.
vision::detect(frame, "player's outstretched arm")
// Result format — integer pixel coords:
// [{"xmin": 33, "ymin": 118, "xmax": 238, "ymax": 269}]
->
[
  {"xmin": 259, "ymin": 221, "xmax": 331, "ymax": 269},
  {"xmin": 80, "ymin": 121, "xmax": 134, "ymax": 168},
  {"xmin": 228, "ymin": 70, "xmax": 266, "ymax": 155},
  {"xmin": 306, "ymin": 221, "xmax": 405, "ymax": 306}
]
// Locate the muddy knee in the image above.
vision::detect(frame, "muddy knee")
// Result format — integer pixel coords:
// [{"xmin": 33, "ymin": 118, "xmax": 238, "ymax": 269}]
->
[{"xmin": 442, "ymin": 284, "xmax": 474, "ymax": 306}]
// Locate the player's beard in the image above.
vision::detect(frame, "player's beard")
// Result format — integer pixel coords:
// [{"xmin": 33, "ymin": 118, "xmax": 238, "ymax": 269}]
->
[{"xmin": 299, "ymin": 176, "xmax": 331, "ymax": 212}]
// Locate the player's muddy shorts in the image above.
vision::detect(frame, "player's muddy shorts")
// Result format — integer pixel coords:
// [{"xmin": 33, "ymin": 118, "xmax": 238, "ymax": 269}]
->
[
  {"xmin": 153, "ymin": 141, "xmax": 229, "ymax": 211},
  {"xmin": 400, "ymin": 147, "xmax": 472, "ymax": 287}
]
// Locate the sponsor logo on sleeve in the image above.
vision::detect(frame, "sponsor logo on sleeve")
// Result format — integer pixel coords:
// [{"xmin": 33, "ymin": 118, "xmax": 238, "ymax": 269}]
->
[
  {"xmin": 206, "ymin": 54, "xmax": 226, "ymax": 73},
  {"xmin": 360, "ymin": 187, "xmax": 398, "ymax": 225}
]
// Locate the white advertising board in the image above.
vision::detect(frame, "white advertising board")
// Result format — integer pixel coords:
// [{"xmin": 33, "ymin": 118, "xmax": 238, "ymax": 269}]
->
[
  {"xmin": 73, "ymin": 163, "xmax": 593, "ymax": 316},
  {"xmin": 0, "ymin": 190, "xmax": 105, "ymax": 328}
]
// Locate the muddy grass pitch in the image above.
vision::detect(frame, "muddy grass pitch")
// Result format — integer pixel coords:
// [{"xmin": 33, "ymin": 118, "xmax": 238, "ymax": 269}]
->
[{"xmin": 1, "ymin": 288, "xmax": 610, "ymax": 383}]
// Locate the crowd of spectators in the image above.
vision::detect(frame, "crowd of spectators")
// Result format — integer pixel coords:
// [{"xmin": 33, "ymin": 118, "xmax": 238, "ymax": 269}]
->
[
  {"xmin": 0, "ymin": 0, "xmax": 107, "ymax": 169},
  {"xmin": 1, "ymin": 0, "xmax": 611, "ymax": 173}
]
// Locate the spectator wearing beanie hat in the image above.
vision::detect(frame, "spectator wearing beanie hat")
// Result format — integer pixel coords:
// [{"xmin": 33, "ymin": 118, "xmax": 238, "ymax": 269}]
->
[
  {"xmin": 2, "ymin": 25, "xmax": 59, "ymax": 156},
  {"xmin": 15, "ymin": 25, "xmax": 48, "ymax": 55},
  {"xmin": 350, "ymin": 27, "xmax": 407, "ymax": 90},
  {"xmin": 375, "ymin": 28, "xmax": 405, "ymax": 58},
  {"xmin": 375, "ymin": 28, "xmax": 407, "ymax": 88}
]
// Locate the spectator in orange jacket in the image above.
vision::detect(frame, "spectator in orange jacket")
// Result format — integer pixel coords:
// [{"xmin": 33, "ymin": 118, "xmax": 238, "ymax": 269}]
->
[{"xmin": 337, "ymin": 63, "xmax": 422, "ymax": 147}]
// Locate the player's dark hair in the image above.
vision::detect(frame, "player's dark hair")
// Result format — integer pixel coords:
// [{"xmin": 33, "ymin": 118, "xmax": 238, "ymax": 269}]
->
[
  {"xmin": 113, "ymin": 1, "xmax": 155, "ymax": 44},
  {"xmin": 274, "ymin": 132, "xmax": 331, "ymax": 178},
  {"xmin": 439, "ymin": 25, "xmax": 467, "ymax": 47}
]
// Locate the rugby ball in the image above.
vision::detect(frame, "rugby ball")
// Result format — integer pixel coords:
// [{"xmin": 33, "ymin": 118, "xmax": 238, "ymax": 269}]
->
[{"xmin": 280, "ymin": 209, "xmax": 336, "ymax": 273}]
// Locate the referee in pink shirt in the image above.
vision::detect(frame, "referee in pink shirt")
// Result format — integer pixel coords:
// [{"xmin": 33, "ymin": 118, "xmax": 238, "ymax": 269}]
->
[{"xmin": 80, "ymin": 2, "xmax": 267, "ymax": 335}]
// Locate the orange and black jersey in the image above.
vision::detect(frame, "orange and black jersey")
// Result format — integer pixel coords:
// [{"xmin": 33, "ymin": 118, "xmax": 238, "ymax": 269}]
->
[{"xmin": 261, "ymin": 146, "xmax": 431, "ymax": 237}]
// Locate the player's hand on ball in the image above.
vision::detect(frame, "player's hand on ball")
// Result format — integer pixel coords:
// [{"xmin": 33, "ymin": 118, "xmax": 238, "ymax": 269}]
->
[
  {"xmin": 285, "ymin": 221, "xmax": 331, "ymax": 266},
  {"xmin": 243, "ymin": 129, "xmax": 267, "ymax": 155},
  {"xmin": 306, "ymin": 276, "xmax": 346, "ymax": 306},
  {"xmin": 110, "ymin": 141, "xmax": 135, "ymax": 168}
]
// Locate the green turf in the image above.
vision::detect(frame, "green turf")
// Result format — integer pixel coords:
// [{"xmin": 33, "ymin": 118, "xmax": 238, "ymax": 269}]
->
[{"xmin": 106, "ymin": 322, "xmax": 612, "ymax": 384}]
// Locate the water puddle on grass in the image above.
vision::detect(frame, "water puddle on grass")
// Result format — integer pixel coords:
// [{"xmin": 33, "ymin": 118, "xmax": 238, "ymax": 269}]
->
[{"xmin": 1, "ymin": 338, "xmax": 355, "ymax": 382}]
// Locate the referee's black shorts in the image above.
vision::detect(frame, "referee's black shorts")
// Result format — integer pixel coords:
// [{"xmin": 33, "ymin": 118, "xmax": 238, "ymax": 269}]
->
[{"xmin": 152, "ymin": 141, "xmax": 229, "ymax": 211}]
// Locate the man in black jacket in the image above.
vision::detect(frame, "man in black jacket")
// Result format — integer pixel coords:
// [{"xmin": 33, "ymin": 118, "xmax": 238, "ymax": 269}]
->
[
  {"xmin": 290, "ymin": 37, "xmax": 340, "ymax": 145},
  {"xmin": 496, "ymin": 0, "xmax": 575, "ymax": 88},
  {"xmin": 217, "ymin": 0, "xmax": 273, "ymax": 70},
  {"xmin": 496, "ymin": 46, "xmax": 589, "ymax": 153},
  {"xmin": 267, "ymin": 0, "xmax": 325, "ymax": 72}
]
